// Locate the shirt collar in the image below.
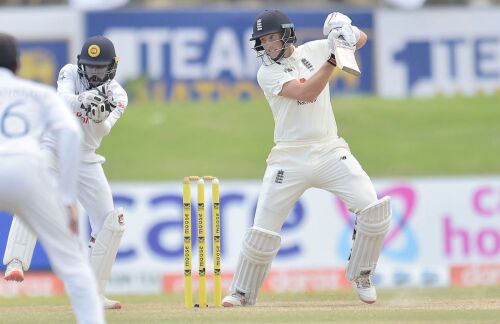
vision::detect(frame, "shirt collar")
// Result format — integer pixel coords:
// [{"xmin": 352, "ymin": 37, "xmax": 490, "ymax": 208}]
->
[
  {"xmin": 280, "ymin": 45, "xmax": 300, "ymax": 65},
  {"xmin": 289, "ymin": 45, "xmax": 301, "ymax": 61}
]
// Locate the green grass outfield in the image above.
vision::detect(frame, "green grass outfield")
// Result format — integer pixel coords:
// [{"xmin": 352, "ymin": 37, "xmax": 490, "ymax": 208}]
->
[
  {"xmin": 99, "ymin": 95, "xmax": 500, "ymax": 180},
  {"xmin": 1, "ymin": 287, "xmax": 499, "ymax": 323}
]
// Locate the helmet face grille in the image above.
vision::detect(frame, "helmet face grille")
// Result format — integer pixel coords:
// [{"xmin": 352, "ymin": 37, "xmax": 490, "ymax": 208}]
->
[
  {"xmin": 79, "ymin": 64, "xmax": 116, "ymax": 88},
  {"xmin": 77, "ymin": 58, "xmax": 117, "ymax": 89},
  {"xmin": 253, "ymin": 28, "xmax": 296, "ymax": 66},
  {"xmin": 77, "ymin": 36, "xmax": 118, "ymax": 89},
  {"xmin": 250, "ymin": 10, "xmax": 296, "ymax": 66}
]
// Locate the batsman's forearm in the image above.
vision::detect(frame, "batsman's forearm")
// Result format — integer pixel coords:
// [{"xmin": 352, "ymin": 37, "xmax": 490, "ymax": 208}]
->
[
  {"xmin": 356, "ymin": 29, "xmax": 367, "ymax": 49},
  {"xmin": 298, "ymin": 63, "xmax": 335, "ymax": 101}
]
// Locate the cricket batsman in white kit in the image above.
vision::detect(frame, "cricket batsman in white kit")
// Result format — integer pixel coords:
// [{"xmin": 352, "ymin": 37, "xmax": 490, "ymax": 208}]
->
[
  {"xmin": 3, "ymin": 35, "xmax": 127, "ymax": 310},
  {"xmin": 222, "ymin": 10, "xmax": 392, "ymax": 307},
  {"xmin": 0, "ymin": 33, "xmax": 105, "ymax": 324}
]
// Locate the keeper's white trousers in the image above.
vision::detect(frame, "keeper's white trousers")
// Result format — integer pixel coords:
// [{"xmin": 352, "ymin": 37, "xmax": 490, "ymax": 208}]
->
[
  {"xmin": 253, "ymin": 137, "xmax": 378, "ymax": 233},
  {"xmin": 75, "ymin": 160, "xmax": 115, "ymax": 238},
  {"xmin": 0, "ymin": 155, "xmax": 104, "ymax": 324}
]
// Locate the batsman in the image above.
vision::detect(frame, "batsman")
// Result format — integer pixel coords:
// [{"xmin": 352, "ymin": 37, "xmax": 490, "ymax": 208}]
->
[
  {"xmin": 222, "ymin": 10, "xmax": 391, "ymax": 307},
  {"xmin": 3, "ymin": 35, "xmax": 127, "ymax": 310}
]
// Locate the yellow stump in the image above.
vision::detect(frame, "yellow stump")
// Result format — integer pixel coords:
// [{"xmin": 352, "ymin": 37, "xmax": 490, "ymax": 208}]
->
[
  {"xmin": 197, "ymin": 178, "xmax": 207, "ymax": 307},
  {"xmin": 183, "ymin": 176, "xmax": 221, "ymax": 308},
  {"xmin": 183, "ymin": 177, "xmax": 193, "ymax": 308},
  {"xmin": 212, "ymin": 178, "xmax": 222, "ymax": 307}
]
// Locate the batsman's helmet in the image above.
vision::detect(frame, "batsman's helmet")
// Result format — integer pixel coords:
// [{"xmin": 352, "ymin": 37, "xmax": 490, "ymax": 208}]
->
[
  {"xmin": 77, "ymin": 35, "xmax": 118, "ymax": 89},
  {"xmin": 250, "ymin": 10, "xmax": 296, "ymax": 61}
]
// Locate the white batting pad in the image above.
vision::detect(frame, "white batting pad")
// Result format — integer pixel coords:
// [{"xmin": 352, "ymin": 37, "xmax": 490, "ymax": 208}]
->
[
  {"xmin": 345, "ymin": 196, "xmax": 391, "ymax": 281},
  {"xmin": 230, "ymin": 226, "xmax": 281, "ymax": 305},
  {"xmin": 3, "ymin": 216, "xmax": 37, "ymax": 271},
  {"xmin": 89, "ymin": 208, "xmax": 125, "ymax": 294}
]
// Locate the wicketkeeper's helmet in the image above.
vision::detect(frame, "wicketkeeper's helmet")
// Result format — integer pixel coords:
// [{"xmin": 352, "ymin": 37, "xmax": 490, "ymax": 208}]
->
[{"xmin": 77, "ymin": 35, "xmax": 118, "ymax": 89}]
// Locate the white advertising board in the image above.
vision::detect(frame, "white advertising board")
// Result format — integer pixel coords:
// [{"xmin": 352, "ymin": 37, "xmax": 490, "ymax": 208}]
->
[
  {"xmin": 97, "ymin": 177, "xmax": 500, "ymax": 293},
  {"xmin": 375, "ymin": 9, "xmax": 500, "ymax": 97}
]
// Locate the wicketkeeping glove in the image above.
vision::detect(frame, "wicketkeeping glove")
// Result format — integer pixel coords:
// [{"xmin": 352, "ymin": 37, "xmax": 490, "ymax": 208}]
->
[
  {"xmin": 78, "ymin": 89, "xmax": 109, "ymax": 123},
  {"xmin": 88, "ymin": 98, "xmax": 109, "ymax": 123},
  {"xmin": 96, "ymin": 84, "xmax": 118, "ymax": 113},
  {"xmin": 78, "ymin": 89, "xmax": 102, "ymax": 115}
]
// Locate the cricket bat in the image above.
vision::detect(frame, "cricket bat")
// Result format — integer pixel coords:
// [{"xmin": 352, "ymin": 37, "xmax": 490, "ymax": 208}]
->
[{"xmin": 333, "ymin": 37, "xmax": 361, "ymax": 76}]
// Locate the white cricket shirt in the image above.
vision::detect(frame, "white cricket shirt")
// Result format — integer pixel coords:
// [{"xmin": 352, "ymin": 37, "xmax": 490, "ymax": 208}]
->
[{"xmin": 257, "ymin": 39, "xmax": 338, "ymax": 143}]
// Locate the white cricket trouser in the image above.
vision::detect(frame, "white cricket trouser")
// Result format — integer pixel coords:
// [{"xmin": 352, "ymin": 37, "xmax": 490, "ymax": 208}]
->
[
  {"xmin": 253, "ymin": 137, "xmax": 378, "ymax": 233},
  {"xmin": 0, "ymin": 155, "xmax": 105, "ymax": 324},
  {"xmin": 77, "ymin": 162, "xmax": 115, "ymax": 238}
]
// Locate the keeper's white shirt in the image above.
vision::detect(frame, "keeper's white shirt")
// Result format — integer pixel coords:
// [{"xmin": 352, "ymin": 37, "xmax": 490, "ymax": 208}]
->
[
  {"xmin": 257, "ymin": 39, "xmax": 338, "ymax": 143},
  {"xmin": 43, "ymin": 64, "xmax": 128, "ymax": 163}
]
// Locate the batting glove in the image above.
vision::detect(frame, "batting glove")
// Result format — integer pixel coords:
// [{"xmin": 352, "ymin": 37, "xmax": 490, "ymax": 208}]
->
[{"xmin": 323, "ymin": 12, "xmax": 352, "ymax": 36}]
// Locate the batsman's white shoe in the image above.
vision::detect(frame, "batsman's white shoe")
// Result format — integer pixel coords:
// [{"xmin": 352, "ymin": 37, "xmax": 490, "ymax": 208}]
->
[
  {"xmin": 353, "ymin": 274, "xmax": 377, "ymax": 304},
  {"xmin": 101, "ymin": 295, "xmax": 122, "ymax": 310},
  {"xmin": 4, "ymin": 259, "xmax": 24, "ymax": 282},
  {"xmin": 222, "ymin": 293, "xmax": 247, "ymax": 307}
]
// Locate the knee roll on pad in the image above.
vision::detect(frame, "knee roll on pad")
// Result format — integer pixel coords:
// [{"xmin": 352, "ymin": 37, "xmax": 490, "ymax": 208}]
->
[
  {"xmin": 231, "ymin": 227, "xmax": 281, "ymax": 305},
  {"xmin": 345, "ymin": 196, "xmax": 391, "ymax": 281}
]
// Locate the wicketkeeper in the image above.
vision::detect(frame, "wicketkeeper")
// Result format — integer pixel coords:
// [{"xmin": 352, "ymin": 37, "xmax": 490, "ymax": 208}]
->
[{"xmin": 222, "ymin": 10, "xmax": 391, "ymax": 307}]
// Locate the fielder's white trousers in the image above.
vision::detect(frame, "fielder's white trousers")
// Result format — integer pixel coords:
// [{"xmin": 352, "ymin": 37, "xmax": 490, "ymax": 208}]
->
[
  {"xmin": 0, "ymin": 155, "xmax": 105, "ymax": 324},
  {"xmin": 253, "ymin": 137, "xmax": 378, "ymax": 233},
  {"xmin": 44, "ymin": 149, "xmax": 114, "ymax": 238}
]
